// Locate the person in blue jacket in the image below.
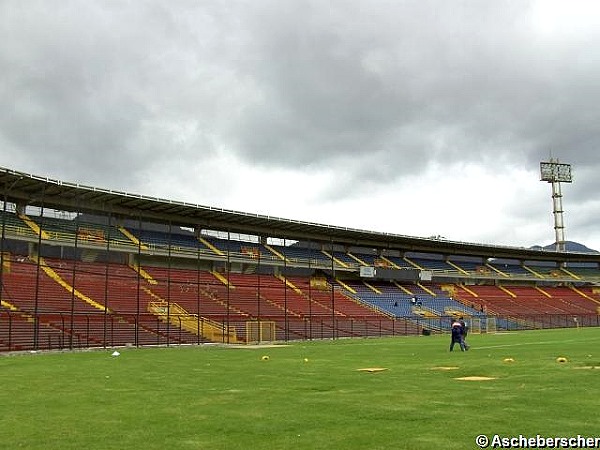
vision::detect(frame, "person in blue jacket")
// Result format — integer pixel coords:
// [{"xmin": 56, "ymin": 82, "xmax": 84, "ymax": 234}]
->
[{"xmin": 449, "ymin": 319, "xmax": 466, "ymax": 352}]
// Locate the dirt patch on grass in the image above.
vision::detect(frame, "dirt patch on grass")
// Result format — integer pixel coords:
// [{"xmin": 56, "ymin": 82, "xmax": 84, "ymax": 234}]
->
[
  {"xmin": 455, "ymin": 376, "xmax": 496, "ymax": 381},
  {"xmin": 357, "ymin": 367, "xmax": 389, "ymax": 373}
]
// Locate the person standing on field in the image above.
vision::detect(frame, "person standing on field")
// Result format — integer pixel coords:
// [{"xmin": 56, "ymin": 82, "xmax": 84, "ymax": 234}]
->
[
  {"xmin": 449, "ymin": 319, "xmax": 466, "ymax": 352},
  {"xmin": 459, "ymin": 317, "xmax": 469, "ymax": 350}
]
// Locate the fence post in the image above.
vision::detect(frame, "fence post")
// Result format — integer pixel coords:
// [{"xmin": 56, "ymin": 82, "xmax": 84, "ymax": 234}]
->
[
  {"xmin": 178, "ymin": 316, "xmax": 182, "ymax": 346},
  {"xmin": 7, "ymin": 311, "xmax": 12, "ymax": 351}
]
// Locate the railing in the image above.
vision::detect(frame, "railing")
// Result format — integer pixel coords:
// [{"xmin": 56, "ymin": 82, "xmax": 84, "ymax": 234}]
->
[
  {"xmin": 1, "ymin": 310, "xmax": 598, "ymax": 353},
  {"xmin": 3, "ymin": 219, "xmax": 600, "ymax": 281},
  {"xmin": 147, "ymin": 300, "xmax": 239, "ymax": 343}
]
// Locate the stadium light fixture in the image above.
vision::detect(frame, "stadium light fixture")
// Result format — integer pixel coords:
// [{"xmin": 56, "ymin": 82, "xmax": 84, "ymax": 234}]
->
[{"xmin": 540, "ymin": 159, "xmax": 572, "ymax": 252}]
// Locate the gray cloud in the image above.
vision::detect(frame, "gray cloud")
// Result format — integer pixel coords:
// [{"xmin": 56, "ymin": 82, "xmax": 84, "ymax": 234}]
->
[
  {"xmin": 219, "ymin": 0, "xmax": 600, "ymax": 181},
  {"xmin": 1, "ymin": 0, "xmax": 599, "ymax": 247}
]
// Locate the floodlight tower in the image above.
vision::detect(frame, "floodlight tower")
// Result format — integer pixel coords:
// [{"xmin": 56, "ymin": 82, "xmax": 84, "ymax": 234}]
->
[{"xmin": 540, "ymin": 159, "xmax": 572, "ymax": 252}]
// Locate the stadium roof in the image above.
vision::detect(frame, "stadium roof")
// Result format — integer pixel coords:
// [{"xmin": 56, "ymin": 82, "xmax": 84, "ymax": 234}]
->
[{"xmin": 1, "ymin": 166, "xmax": 599, "ymax": 263}]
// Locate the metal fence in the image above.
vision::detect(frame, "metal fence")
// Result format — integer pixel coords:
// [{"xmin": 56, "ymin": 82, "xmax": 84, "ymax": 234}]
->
[{"xmin": 1, "ymin": 310, "xmax": 598, "ymax": 353}]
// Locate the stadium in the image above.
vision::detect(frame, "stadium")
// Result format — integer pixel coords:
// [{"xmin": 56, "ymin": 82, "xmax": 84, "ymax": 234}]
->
[
  {"xmin": 2, "ymin": 166, "xmax": 600, "ymax": 450},
  {"xmin": 1, "ymin": 165, "xmax": 600, "ymax": 351},
  {"xmin": 5, "ymin": 1, "xmax": 600, "ymax": 447}
]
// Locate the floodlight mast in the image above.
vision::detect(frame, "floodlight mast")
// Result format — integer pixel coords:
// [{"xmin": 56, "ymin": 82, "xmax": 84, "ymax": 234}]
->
[{"xmin": 540, "ymin": 159, "xmax": 572, "ymax": 252}]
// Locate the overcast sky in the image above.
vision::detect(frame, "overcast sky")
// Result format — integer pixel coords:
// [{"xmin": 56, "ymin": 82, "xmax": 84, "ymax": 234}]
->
[{"xmin": 2, "ymin": 0, "xmax": 600, "ymax": 250}]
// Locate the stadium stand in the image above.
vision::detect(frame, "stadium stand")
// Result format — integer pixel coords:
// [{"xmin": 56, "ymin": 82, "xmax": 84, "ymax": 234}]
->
[{"xmin": 2, "ymin": 166, "xmax": 600, "ymax": 351}]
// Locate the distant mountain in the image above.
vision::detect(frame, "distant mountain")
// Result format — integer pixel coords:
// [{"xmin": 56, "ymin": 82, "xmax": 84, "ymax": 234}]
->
[{"xmin": 530, "ymin": 241, "xmax": 599, "ymax": 253}]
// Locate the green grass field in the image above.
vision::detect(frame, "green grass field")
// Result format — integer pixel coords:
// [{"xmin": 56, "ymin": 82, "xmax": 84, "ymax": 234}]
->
[{"xmin": 2, "ymin": 327, "xmax": 600, "ymax": 449}]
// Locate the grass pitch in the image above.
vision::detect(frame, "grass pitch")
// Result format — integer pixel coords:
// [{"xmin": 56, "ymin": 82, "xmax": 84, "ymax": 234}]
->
[{"xmin": 2, "ymin": 327, "xmax": 600, "ymax": 449}]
